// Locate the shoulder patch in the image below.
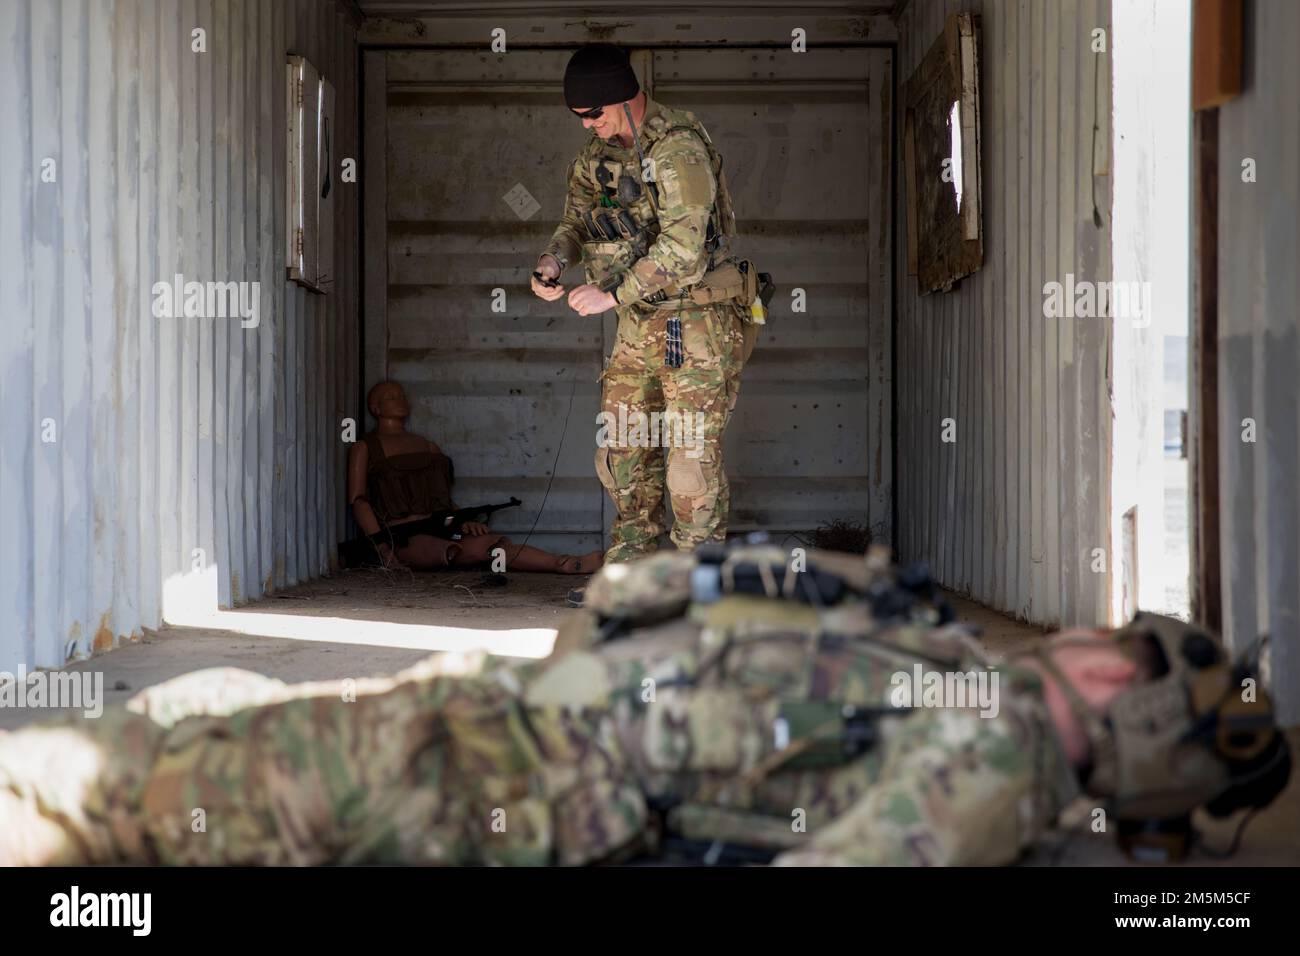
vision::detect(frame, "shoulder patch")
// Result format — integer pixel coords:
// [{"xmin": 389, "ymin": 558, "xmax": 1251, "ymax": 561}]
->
[{"xmin": 645, "ymin": 130, "xmax": 715, "ymax": 212}]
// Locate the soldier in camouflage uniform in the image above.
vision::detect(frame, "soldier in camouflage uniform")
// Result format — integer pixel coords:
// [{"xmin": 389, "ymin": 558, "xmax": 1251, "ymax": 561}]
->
[
  {"xmin": 1, "ymin": 543, "xmax": 1284, "ymax": 867},
  {"xmin": 531, "ymin": 45, "xmax": 753, "ymax": 564}
]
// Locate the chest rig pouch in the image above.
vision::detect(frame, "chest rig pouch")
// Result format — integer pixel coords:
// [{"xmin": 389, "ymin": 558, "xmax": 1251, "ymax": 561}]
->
[
  {"xmin": 769, "ymin": 699, "xmax": 887, "ymax": 770},
  {"xmin": 581, "ymin": 156, "xmax": 656, "ymax": 291}
]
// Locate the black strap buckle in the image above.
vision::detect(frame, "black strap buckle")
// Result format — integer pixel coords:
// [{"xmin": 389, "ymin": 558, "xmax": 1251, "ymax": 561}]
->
[{"xmin": 659, "ymin": 837, "xmax": 780, "ymax": 866}]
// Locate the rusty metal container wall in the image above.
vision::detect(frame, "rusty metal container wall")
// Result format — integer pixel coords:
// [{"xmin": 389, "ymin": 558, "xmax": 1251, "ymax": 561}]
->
[
  {"xmin": 894, "ymin": 0, "xmax": 1113, "ymax": 629},
  {"xmin": 0, "ymin": 0, "xmax": 361, "ymax": 672},
  {"xmin": 371, "ymin": 41, "xmax": 892, "ymax": 554},
  {"xmin": 1215, "ymin": 1, "xmax": 1300, "ymax": 724}
]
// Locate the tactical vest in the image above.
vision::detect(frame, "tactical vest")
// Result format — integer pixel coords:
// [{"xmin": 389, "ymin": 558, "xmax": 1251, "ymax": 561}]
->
[
  {"xmin": 580, "ymin": 106, "xmax": 752, "ymax": 311},
  {"xmin": 645, "ymin": 107, "xmax": 739, "ymax": 247},
  {"xmin": 362, "ymin": 433, "xmax": 454, "ymax": 523}
]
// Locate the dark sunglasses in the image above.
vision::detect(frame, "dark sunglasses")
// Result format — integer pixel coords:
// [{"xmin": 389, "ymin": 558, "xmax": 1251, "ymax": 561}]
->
[{"xmin": 572, "ymin": 105, "xmax": 606, "ymax": 120}]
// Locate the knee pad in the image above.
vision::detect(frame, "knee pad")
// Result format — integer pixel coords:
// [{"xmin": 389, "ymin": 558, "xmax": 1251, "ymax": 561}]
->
[{"xmin": 665, "ymin": 453, "xmax": 707, "ymax": 498}]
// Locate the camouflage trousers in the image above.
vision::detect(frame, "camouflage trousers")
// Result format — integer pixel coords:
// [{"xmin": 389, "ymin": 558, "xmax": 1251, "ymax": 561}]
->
[
  {"xmin": 0, "ymin": 662, "xmax": 646, "ymax": 867},
  {"xmin": 596, "ymin": 301, "xmax": 746, "ymax": 563}
]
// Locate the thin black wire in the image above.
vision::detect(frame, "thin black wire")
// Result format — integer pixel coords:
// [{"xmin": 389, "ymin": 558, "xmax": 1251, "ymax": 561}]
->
[{"xmin": 513, "ymin": 368, "xmax": 581, "ymax": 560}]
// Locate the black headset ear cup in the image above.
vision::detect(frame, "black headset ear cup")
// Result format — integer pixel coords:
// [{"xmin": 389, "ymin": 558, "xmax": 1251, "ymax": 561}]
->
[
  {"xmin": 1182, "ymin": 632, "xmax": 1221, "ymax": 669},
  {"xmin": 1204, "ymin": 731, "xmax": 1292, "ymax": 818}
]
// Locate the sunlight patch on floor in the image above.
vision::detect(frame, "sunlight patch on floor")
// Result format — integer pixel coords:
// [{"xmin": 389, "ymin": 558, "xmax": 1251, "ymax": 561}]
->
[{"xmin": 163, "ymin": 606, "xmax": 556, "ymax": 658}]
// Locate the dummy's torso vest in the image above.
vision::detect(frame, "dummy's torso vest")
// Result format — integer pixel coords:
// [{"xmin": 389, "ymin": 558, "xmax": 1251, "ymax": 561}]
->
[{"xmin": 363, "ymin": 432, "xmax": 454, "ymax": 523}]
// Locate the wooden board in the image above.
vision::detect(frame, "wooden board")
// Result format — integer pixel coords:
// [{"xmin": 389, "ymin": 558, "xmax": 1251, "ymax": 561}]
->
[
  {"xmin": 903, "ymin": 12, "xmax": 984, "ymax": 295},
  {"xmin": 1192, "ymin": 0, "xmax": 1243, "ymax": 110}
]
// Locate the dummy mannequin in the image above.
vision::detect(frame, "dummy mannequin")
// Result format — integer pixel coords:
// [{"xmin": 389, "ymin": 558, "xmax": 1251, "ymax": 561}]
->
[{"xmin": 346, "ymin": 381, "xmax": 603, "ymax": 574}]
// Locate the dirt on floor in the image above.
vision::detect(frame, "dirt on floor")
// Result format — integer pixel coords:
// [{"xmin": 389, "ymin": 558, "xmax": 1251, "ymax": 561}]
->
[
  {"xmin": 237, "ymin": 566, "xmax": 586, "ymax": 630},
  {"xmin": 2, "ymin": 568, "xmax": 1296, "ymax": 866}
]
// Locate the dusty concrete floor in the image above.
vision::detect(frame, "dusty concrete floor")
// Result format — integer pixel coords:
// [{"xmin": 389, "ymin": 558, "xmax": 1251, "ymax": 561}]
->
[
  {"xmin": 3, "ymin": 569, "xmax": 1295, "ymax": 866},
  {"xmin": 3, "ymin": 573, "xmax": 1044, "ymax": 729},
  {"xmin": 0, "ymin": 568, "xmax": 577, "ymax": 730},
  {"xmin": 944, "ymin": 592, "xmax": 1052, "ymax": 656}
]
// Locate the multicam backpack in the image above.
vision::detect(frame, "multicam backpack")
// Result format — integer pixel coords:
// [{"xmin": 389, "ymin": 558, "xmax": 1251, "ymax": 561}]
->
[
  {"xmin": 537, "ymin": 539, "xmax": 985, "ymax": 865},
  {"xmin": 555, "ymin": 540, "xmax": 957, "ymax": 656}
]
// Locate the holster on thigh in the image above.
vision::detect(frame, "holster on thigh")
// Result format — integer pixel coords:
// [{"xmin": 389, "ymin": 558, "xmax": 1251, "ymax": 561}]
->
[
  {"xmin": 595, "ymin": 445, "xmax": 619, "ymax": 496},
  {"xmin": 742, "ymin": 321, "xmax": 759, "ymax": 365}
]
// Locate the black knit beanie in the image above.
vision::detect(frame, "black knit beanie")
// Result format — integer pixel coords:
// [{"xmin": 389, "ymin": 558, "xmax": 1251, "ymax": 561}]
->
[{"xmin": 563, "ymin": 45, "xmax": 639, "ymax": 109}]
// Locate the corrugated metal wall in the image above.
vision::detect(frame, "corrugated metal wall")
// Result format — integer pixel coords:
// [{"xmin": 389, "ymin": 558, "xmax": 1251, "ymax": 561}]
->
[
  {"xmin": 894, "ymin": 0, "xmax": 1113, "ymax": 628},
  {"xmin": 1215, "ymin": 0, "xmax": 1300, "ymax": 724},
  {"xmin": 367, "ymin": 39, "xmax": 892, "ymax": 554},
  {"xmin": 0, "ymin": 0, "xmax": 360, "ymax": 672}
]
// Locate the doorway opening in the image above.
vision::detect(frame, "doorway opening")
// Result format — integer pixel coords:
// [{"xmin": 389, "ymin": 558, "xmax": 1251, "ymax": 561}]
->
[{"xmin": 1110, "ymin": 0, "xmax": 1193, "ymax": 622}]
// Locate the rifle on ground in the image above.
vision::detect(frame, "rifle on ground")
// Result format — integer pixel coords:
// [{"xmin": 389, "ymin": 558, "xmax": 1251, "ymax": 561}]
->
[{"xmin": 338, "ymin": 497, "xmax": 523, "ymax": 568}]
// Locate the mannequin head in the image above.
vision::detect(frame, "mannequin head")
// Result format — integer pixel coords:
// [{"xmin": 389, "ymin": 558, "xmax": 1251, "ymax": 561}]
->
[{"xmin": 367, "ymin": 381, "xmax": 410, "ymax": 423}]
